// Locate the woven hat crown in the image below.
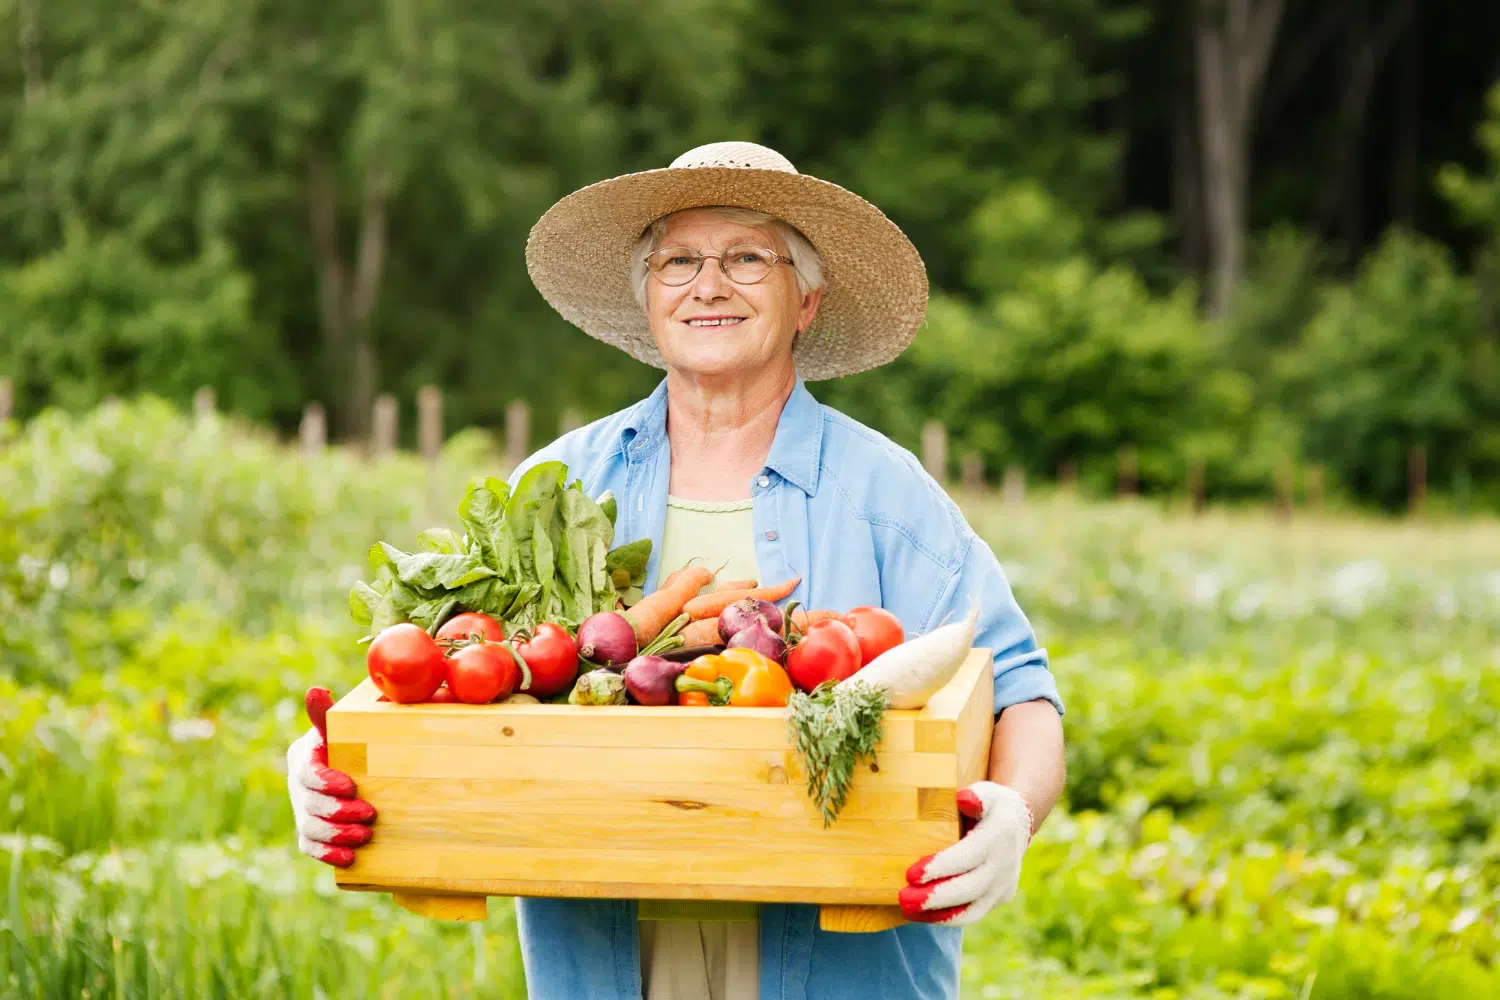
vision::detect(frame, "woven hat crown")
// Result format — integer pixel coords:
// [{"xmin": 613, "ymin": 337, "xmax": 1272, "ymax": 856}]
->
[{"xmin": 669, "ymin": 142, "xmax": 797, "ymax": 173}]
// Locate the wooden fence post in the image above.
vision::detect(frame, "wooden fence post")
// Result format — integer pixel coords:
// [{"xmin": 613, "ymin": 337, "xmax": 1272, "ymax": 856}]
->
[
  {"xmin": 1057, "ymin": 459, "xmax": 1078, "ymax": 495},
  {"xmin": 193, "ymin": 386, "xmax": 215, "ymax": 422},
  {"xmin": 1002, "ymin": 464, "xmax": 1026, "ymax": 506},
  {"xmin": 1408, "ymin": 445, "xmax": 1426, "ymax": 518},
  {"xmin": 559, "ymin": 408, "xmax": 583, "ymax": 437},
  {"xmin": 0, "ymin": 377, "xmax": 13, "ymax": 424},
  {"xmin": 299, "ymin": 403, "xmax": 326, "ymax": 458},
  {"xmin": 921, "ymin": 421, "xmax": 947, "ymax": 485},
  {"xmin": 959, "ymin": 452, "xmax": 985, "ymax": 494},
  {"xmin": 372, "ymin": 394, "xmax": 399, "ymax": 458},
  {"xmin": 505, "ymin": 401, "xmax": 532, "ymax": 471},
  {"xmin": 1116, "ymin": 447, "xmax": 1138, "ymax": 497},
  {"xmin": 1305, "ymin": 464, "xmax": 1325, "ymax": 515},
  {"xmin": 1186, "ymin": 459, "xmax": 1205, "ymax": 515},
  {"xmin": 1274, "ymin": 457, "xmax": 1294, "ymax": 521},
  {"xmin": 418, "ymin": 386, "xmax": 443, "ymax": 465}
]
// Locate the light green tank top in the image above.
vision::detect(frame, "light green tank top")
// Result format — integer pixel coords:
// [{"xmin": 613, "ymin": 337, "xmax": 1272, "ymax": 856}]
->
[
  {"xmin": 654, "ymin": 495, "xmax": 759, "ymax": 592},
  {"xmin": 639, "ymin": 494, "xmax": 760, "ymax": 924}
]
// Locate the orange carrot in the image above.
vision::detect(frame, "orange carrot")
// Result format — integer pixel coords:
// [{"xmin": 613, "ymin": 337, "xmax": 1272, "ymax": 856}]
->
[
  {"xmin": 681, "ymin": 618, "xmax": 722, "ymax": 646},
  {"xmin": 623, "ymin": 564, "xmax": 715, "ymax": 645},
  {"xmin": 791, "ymin": 608, "xmax": 842, "ymax": 629},
  {"xmin": 714, "ymin": 578, "xmax": 758, "ymax": 593},
  {"xmin": 683, "ymin": 577, "xmax": 801, "ymax": 621}
]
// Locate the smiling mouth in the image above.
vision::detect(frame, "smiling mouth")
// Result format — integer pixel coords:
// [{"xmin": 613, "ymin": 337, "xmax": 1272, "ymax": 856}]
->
[{"xmin": 685, "ymin": 317, "xmax": 745, "ymax": 327}]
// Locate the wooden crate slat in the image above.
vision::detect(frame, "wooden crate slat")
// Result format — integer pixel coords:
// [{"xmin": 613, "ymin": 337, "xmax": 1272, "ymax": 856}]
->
[
  {"xmin": 348, "ymin": 776, "xmax": 944, "ymax": 824},
  {"xmin": 337, "ymin": 874, "xmax": 903, "ymax": 907},
  {"xmin": 331, "ymin": 698, "xmax": 918, "ymax": 752},
  {"xmin": 368, "ymin": 806, "xmax": 955, "ymax": 856},
  {"xmin": 342, "ymin": 843, "xmax": 918, "ymax": 898},
  {"xmin": 361, "ymin": 742, "xmax": 960, "ymax": 788}
]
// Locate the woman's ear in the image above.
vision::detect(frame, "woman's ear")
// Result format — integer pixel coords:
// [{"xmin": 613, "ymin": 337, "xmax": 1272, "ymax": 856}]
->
[{"xmin": 797, "ymin": 285, "xmax": 825, "ymax": 334}]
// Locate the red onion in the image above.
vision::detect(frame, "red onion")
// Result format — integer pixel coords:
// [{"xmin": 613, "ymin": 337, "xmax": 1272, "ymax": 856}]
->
[
  {"xmin": 726, "ymin": 616, "xmax": 786, "ymax": 662},
  {"xmin": 622, "ymin": 655, "xmax": 690, "ymax": 706},
  {"xmin": 576, "ymin": 611, "xmax": 637, "ymax": 667},
  {"xmin": 718, "ymin": 598, "xmax": 783, "ymax": 643}
]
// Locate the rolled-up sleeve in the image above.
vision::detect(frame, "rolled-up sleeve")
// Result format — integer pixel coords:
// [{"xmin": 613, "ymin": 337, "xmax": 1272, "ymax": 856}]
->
[{"xmin": 929, "ymin": 531, "xmax": 1063, "ymax": 719}]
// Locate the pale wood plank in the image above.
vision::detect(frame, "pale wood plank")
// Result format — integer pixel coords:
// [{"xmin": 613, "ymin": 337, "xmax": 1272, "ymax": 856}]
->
[
  {"xmin": 368, "ymin": 807, "xmax": 954, "ymax": 857},
  {"xmin": 364, "ymin": 743, "xmax": 959, "ymax": 788},
  {"xmin": 327, "ymin": 743, "xmax": 366, "ymax": 777},
  {"xmin": 338, "ymin": 874, "xmax": 904, "ymax": 907},
  {"xmin": 338, "ymin": 844, "xmax": 914, "ymax": 902},
  {"xmin": 353, "ymin": 776, "xmax": 927, "ymax": 823},
  {"xmin": 331, "ymin": 705, "xmax": 917, "ymax": 753},
  {"xmin": 918, "ymin": 648, "xmax": 991, "ymax": 721}
]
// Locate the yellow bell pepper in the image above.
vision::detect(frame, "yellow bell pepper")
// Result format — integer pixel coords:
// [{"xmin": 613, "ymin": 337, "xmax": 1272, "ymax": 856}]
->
[{"xmin": 673, "ymin": 649, "xmax": 794, "ymax": 707}]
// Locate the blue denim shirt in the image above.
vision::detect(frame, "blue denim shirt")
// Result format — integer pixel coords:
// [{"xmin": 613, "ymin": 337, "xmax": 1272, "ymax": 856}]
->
[{"xmin": 506, "ymin": 377, "xmax": 1063, "ymax": 1000}]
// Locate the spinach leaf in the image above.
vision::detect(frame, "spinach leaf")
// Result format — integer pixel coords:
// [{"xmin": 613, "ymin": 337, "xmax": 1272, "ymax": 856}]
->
[
  {"xmin": 459, "ymin": 477, "xmax": 514, "ymax": 574},
  {"xmin": 394, "ymin": 550, "xmax": 497, "ymax": 591},
  {"xmin": 416, "ymin": 527, "xmax": 466, "ymax": 554},
  {"xmin": 605, "ymin": 538, "xmax": 652, "ymax": 587}
]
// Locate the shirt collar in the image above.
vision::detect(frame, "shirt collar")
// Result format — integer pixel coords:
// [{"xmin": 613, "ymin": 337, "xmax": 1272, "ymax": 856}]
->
[{"xmin": 618, "ymin": 376, "xmax": 823, "ymax": 496}]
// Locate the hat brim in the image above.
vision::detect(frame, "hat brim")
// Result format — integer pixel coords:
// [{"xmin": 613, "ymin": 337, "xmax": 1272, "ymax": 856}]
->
[{"xmin": 525, "ymin": 166, "xmax": 928, "ymax": 381}]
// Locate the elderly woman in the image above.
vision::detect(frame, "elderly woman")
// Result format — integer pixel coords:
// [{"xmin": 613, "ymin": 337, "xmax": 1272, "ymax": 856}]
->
[{"xmin": 286, "ymin": 142, "xmax": 1065, "ymax": 1000}]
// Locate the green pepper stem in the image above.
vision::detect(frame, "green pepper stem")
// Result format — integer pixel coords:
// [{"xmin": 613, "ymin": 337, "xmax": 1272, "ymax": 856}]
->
[{"xmin": 674, "ymin": 675, "xmax": 733, "ymax": 705}]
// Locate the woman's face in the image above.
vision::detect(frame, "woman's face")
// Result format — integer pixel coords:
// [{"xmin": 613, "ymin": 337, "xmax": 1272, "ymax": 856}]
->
[{"xmin": 644, "ymin": 209, "xmax": 822, "ymax": 380}]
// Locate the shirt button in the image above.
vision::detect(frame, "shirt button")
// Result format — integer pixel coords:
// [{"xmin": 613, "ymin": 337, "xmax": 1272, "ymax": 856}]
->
[
  {"xmin": 757, "ymin": 475, "xmax": 771, "ymax": 488},
  {"xmin": 765, "ymin": 530, "xmax": 778, "ymax": 541}
]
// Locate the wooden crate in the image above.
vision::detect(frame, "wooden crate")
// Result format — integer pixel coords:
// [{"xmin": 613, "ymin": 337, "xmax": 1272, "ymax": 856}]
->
[{"xmin": 327, "ymin": 647, "xmax": 994, "ymax": 932}]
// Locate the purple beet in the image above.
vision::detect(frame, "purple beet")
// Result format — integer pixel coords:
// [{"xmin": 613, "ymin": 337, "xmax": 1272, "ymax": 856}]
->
[
  {"xmin": 718, "ymin": 598, "xmax": 783, "ymax": 643},
  {"xmin": 622, "ymin": 655, "xmax": 690, "ymax": 706}
]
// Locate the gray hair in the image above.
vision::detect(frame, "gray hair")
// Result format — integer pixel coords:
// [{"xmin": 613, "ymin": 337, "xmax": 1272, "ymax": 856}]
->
[{"xmin": 630, "ymin": 206, "xmax": 825, "ymax": 307}]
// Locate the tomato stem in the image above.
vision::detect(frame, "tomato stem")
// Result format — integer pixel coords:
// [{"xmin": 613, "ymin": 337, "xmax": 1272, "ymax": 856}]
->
[{"xmin": 501, "ymin": 640, "xmax": 534, "ymax": 691}]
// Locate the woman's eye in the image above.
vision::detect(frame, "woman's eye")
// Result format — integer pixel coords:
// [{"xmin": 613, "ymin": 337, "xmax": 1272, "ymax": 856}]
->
[{"xmin": 668, "ymin": 256, "xmax": 696, "ymax": 266}]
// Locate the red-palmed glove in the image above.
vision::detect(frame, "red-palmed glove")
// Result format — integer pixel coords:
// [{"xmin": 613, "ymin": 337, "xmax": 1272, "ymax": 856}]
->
[
  {"xmin": 286, "ymin": 687, "xmax": 376, "ymax": 868},
  {"xmin": 898, "ymin": 781, "xmax": 1033, "ymax": 926}
]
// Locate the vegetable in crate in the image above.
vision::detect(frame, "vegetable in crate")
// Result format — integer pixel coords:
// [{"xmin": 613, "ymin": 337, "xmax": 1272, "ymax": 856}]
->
[
  {"xmin": 366, "ymin": 623, "xmax": 447, "ymax": 703},
  {"xmin": 785, "ymin": 616, "xmax": 862, "ymax": 692},
  {"xmin": 447, "ymin": 640, "xmax": 528, "ymax": 704},
  {"xmin": 624, "ymin": 564, "xmax": 714, "ymax": 644},
  {"xmin": 569, "ymin": 668, "xmax": 628, "ymax": 705},
  {"xmin": 674, "ymin": 649, "xmax": 793, "ymax": 707},
  {"xmin": 436, "ymin": 611, "xmax": 506, "ymax": 645},
  {"xmin": 787, "ymin": 607, "xmax": 978, "ymax": 823},
  {"xmin": 717, "ymin": 597, "xmax": 784, "ymax": 641},
  {"xmin": 347, "ymin": 460, "xmax": 652, "ymax": 637},
  {"xmin": 576, "ymin": 611, "xmax": 637, "ymax": 667},
  {"xmin": 622, "ymin": 655, "xmax": 690, "ymax": 705},
  {"xmin": 513, "ymin": 622, "xmax": 580, "ymax": 698}
]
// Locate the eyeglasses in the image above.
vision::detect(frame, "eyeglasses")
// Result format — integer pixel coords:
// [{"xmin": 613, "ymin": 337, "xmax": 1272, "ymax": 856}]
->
[{"xmin": 643, "ymin": 245, "xmax": 794, "ymax": 286}]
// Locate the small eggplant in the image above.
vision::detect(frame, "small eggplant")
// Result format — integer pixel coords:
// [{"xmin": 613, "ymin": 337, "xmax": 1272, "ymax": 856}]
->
[{"xmin": 622, "ymin": 655, "xmax": 690, "ymax": 706}]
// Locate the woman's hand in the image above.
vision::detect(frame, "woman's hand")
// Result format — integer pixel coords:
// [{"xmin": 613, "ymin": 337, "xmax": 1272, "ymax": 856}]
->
[
  {"xmin": 897, "ymin": 781, "xmax": 1033, "ymax": 926},
  {"xmin": 286, "ymin": 687, "xmax": 377, "ymax": 867}
]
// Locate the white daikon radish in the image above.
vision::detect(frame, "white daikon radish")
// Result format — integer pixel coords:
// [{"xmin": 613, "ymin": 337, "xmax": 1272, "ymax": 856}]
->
[{"xmin": 838, "ymin": 605, "xmax": 978, "ymax": 709}]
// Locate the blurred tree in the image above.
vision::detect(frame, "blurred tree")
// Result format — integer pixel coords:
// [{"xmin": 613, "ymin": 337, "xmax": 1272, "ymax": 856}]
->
[
  {"xmin": 735, "ymin": 0, "xmax": 1151, "ymax": 295},
  {"xmin": 0, "ymin": 0, "xmax": 743, "ymax": 437}
]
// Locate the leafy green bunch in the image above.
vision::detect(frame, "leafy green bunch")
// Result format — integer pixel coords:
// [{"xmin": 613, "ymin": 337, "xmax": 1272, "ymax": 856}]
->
[{"xmin": 349, "ymin": 461, "xmax": 650, "ymax": 635}]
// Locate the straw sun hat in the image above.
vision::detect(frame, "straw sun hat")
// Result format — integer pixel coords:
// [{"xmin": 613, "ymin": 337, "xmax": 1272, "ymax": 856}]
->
[{"xmin": 525, "ymin": 141, "xmax": 928, "ymax": 381}]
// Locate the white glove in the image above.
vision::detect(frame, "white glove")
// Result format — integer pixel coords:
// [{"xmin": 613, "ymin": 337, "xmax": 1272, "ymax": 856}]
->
[
  {"xmin": 286, "ymin": 687, "xmax": 376, "ymax": 867},
  {"xmin": 899, "ymin": 781, "xmax": 1033, "ymax": 926}
]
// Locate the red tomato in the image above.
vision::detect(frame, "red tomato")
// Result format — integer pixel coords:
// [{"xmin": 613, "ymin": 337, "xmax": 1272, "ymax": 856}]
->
[
  {"xmin": 447, "ymin": 641, "xmax": 521, "ymax": 704},
  {"xmin": 516, "ymin": 622, "xmax": 579, "ymax": 698},
  {"xmin": 436, "ymin": 612, "xmax": 505, "ymax": 645},
  {"xmin": 366, "ymin": 623, "xmax": 447, "ymax": 703},
  {"xmin": 427, "ymin": 684, "xmax": 458, "ymax": 703},
  {"xmin": 785, "ymin": 618, "xmax": 862, "ymax": 693},
  {"xmin": 842, "ymin": 606, "xmax": 905, "ymax": 666}
]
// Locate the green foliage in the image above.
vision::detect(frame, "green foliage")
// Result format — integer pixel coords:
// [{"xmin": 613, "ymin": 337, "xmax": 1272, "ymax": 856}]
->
[
  {"xmin": 0, "ymin": 224, "xmax": 284, "ymax": 418},
  {"xmin": 1276, "ymin": 230, "xmax": 1500, "ymax": 509},
  {"xmin": 5, "ymin": 403, "xmax": 1498, "ymax": 997}
]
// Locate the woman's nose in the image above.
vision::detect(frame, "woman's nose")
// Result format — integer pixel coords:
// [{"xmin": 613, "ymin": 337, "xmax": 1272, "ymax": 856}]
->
[{"xmin": 690, "ymin": 258, "xmax": 732, "ymax": 301}]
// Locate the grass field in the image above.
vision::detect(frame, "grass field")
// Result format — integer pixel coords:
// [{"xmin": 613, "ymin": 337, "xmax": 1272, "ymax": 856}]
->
[{"xmin": 2, "ymin": 400, "xmax": 1496, "ymax": 998}]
